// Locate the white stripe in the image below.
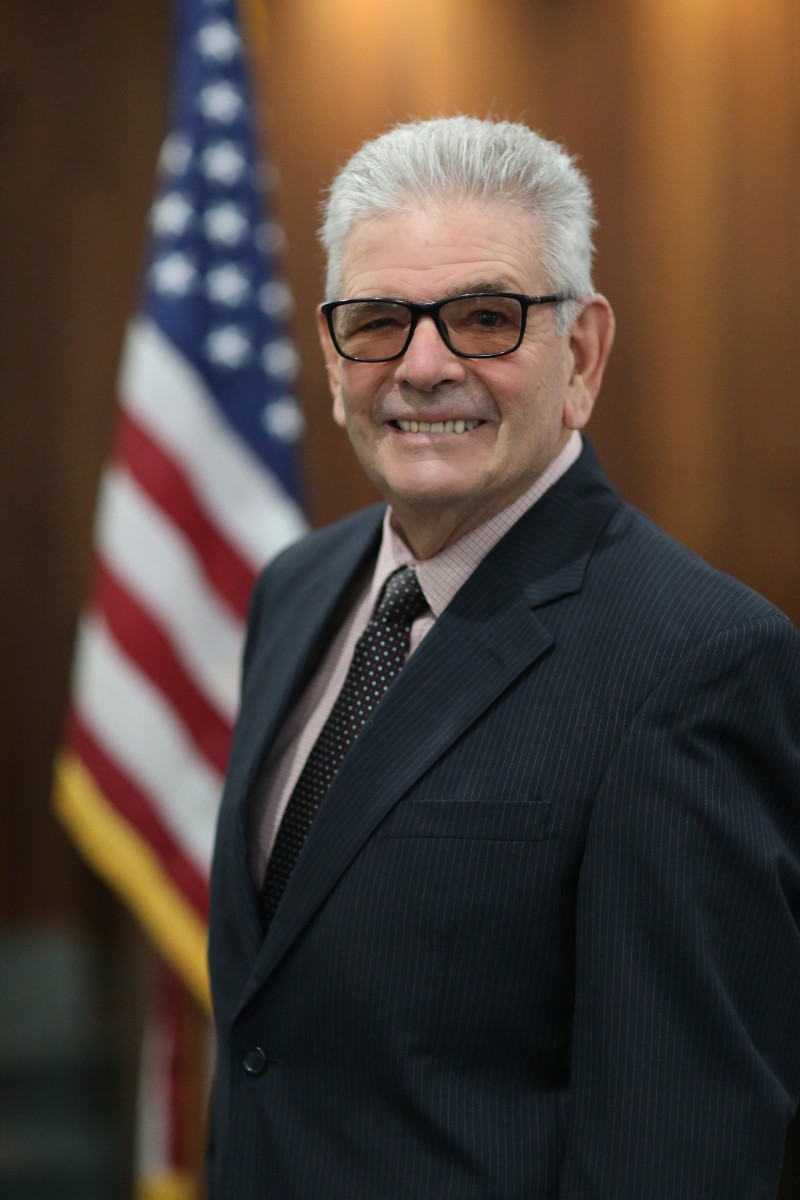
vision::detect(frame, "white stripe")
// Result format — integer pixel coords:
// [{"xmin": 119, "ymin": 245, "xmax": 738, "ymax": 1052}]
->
[
  {"xmin": 120, "ymin": 317, "xmax": 308, "ymax": 570},
  {"xmin": 95, "ymin": 466, "xmax": 241, "ymax": 722},
  {"xmin": 73, "ymin": 614, "xmax": 222, "ymax": 872}
]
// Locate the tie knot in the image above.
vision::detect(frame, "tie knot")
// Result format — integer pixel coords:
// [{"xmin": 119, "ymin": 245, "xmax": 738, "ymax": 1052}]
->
[{"xmin": 376, "ymin": 566, "xmax": 427, "ymax": 627}]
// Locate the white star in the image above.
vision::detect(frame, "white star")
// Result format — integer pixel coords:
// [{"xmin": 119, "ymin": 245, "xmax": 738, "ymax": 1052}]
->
[
  {"xmin": 259, "ymin": 280, "xmax": 293, "ymax": 317},
  {"xmin": 205, "ymin": 202, "xmax": 248, "ymax": 246},
  {"xmin": 198, "ymin": 81, "xmax": 243, "ymax": 124},
  {"xmin": 207, "ymin": 264, "xmax": 251, "ymax": 306},
  {"xmin": 205, "ymin": 325, "xmax": 251, "ymax": 367},
  {"xmin": 159, "ymin": 133, "xmax": 192, "ymax": 177},
  {"xmin": 202, "ymin": 141, "xmax": 247, "ymax": 184},
  {"xmin": 256, "ymin": 221, "xmax": 286, "ymax": 254},
  {"xmin": 151, "ymin": 253, "xmax": 197, "ymax": 295},
  {"xmin": 152, "ymin": 191, "xmax": 193, "ymax": 236},
  {"xmin": 262, "ymin": 338, "xmax": 299, "ymax": 383},
  {"xmin": 197, "ymin": 21, "xmax": 240, "ymax": 62},
  {"xmin": 262, "ymin": 398, "xmax": 305, "ymax": 442}
]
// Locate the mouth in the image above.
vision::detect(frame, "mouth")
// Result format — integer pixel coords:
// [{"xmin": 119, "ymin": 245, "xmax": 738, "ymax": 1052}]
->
[{"xmin": 389, "ymin": 418, "xmax": 485, "ymax": 435}]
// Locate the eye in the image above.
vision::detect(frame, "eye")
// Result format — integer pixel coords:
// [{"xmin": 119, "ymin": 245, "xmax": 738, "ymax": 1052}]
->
[
  {"xmin": 359, "ymin": 314, "xmax": 406, "ymax": 333},
  {"xmin": 470, "ymin": 307, "xmax": 512, "ymax": 328},
  {"xmin": 338, "ymin": 303, "xmax": 408, "ymax": 337},
  {"xmin": 445, "ymin": 295, "xmax": 519, "ymax": 332}
]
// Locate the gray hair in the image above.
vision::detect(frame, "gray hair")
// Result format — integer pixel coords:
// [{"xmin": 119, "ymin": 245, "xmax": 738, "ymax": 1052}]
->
[{"xmin": 319, "ymin": 116, "xmax": 597, "ymax": 332}]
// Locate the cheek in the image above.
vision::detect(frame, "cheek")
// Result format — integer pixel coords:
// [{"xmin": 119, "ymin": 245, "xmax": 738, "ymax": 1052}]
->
[{"xmin": 336, "ymin": 366, "xmax": 389, "ymax": 430}]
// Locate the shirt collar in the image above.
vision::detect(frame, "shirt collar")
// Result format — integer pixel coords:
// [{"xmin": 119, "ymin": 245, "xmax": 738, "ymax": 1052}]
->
[{"xmin": 370, "ymin": 430, "xmax": 583, "ymax": 617}]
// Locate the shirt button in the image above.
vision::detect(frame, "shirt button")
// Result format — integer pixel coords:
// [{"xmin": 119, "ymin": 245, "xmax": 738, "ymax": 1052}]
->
[{"xmin": 242, "ymin": 1047, "xmax": 267, "ymax": 1076}]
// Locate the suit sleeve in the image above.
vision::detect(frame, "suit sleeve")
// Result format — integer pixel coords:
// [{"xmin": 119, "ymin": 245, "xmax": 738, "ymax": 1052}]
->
[{"xmin": 561, "ymin": 614, "xmax": 800, "ymax": 1199}]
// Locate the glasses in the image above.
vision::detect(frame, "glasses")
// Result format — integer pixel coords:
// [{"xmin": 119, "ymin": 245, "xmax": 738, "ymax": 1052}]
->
[{"xmin": 320, "ymin": 291, "xmax": 576, "ymax": 363}]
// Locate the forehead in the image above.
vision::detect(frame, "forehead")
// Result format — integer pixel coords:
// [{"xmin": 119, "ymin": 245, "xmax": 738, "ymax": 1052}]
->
[{"xmin": 339, "ymin": 201, "xmax": 545, "ymax": 300}]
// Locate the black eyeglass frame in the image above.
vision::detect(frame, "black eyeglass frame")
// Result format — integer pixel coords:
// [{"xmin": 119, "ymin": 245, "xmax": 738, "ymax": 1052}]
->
[{"xmin": 320, "ymin": 291, "xmax": 577, "ymax": 362}]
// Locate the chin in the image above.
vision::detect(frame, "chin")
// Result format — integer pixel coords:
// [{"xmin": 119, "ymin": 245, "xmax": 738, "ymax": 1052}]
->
[{"xmin": 378, "ymin": 464, "xmax": 480, "ymax": 508}]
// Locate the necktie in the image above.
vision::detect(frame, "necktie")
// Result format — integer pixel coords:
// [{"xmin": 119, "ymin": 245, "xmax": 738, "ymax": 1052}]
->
[{"xmin": 259, "ymin": 565, "xmax": 427, "ymax": 931}]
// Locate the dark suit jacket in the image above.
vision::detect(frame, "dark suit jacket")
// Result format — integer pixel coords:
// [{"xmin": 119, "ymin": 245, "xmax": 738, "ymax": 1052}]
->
[{"xmin": 207, "ymin": 441, "xmax": 800, "ymax": 1199}]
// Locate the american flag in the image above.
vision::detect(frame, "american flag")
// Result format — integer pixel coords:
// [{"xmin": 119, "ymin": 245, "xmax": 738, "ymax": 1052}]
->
[{"xmin": 54, "ymin": 0, "xmax": 306, "ymax": 1012}]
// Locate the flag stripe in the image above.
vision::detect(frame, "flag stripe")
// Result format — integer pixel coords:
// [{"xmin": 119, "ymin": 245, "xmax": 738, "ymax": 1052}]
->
[
  {"xmin": 95, "ymin": 467, "xmax": 242, "ymax": 722},
  {"xmin": 115, "ymin": 409, "xmax": 256, "ymax": 616},
  {"xmin": 65, "ymin": 718, "xmax": 208, "ymax": 917},
  {"xmin": 68, "ymin": 724, "xmax": 208, "ymax": 919},
  {"xmin": 54, "ymin": 750, "xmax": 209, "ymax": 1009},
  {"xmin": 121, "ymin": 317, "xmax": 306, "ymax": 569},
  {"xmin": 92, "ymin": 562, "xmax": 233, "ymax": 777},
  {"xmin": 73, "ymin": 614, "xmax": 223, "ymax": 872}
]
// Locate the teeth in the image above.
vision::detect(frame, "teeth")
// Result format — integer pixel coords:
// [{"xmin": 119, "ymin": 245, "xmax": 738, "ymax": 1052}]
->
[{"xmin": 396, "ymin": 419, "xmax": 481, "ymax": 434}]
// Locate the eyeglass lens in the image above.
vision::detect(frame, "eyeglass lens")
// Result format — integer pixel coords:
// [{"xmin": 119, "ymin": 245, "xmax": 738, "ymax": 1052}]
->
[{"xmin": 331, "ymin": 295, "xmax": 525, "ymax": 360}]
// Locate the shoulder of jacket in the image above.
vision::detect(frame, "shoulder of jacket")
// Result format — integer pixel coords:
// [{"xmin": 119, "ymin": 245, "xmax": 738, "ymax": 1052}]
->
[{"xmin": 597, "ymin": 502, "xmax": 788, "ymax": 634}]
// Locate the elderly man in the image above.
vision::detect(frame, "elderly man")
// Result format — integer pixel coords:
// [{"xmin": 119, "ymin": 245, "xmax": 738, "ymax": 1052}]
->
[{"xmin": 207, "ymin": 117, "xmax": 800, "ymax": 1198}]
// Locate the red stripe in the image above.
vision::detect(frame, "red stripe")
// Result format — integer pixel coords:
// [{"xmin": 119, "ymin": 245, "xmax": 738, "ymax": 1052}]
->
[
  {"xmin": 91, "ymin": 560, "xmax": 233, "ymax": 776},
  {"xmin": 67, "ymin": 712, "xmax": 209, "ymax": 919},
  {"xmin": 114, "ymin": 407, "xmax": 257, "ymax": 616}
]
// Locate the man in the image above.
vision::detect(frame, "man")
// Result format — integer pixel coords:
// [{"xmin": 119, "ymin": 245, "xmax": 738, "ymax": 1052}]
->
[{"xmin": 207, "ymin": 117, "xmax": 800, "ymax": 1198}]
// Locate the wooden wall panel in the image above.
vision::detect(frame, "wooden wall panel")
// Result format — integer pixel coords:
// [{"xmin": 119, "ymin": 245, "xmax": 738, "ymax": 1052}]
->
[
  {"xmin": 625, "ymin": 0, "xmax": 735, "ymax": 562},
  {"xmin": 0, "ymin": 0, "xmax": 170, "ymax": 920},
  {"xmin": 722, "ymin": 0, "xmax": 800, "ymax": 615},
  {"xmin": 624, "ymin": 0, "xmax": 800, "ymax": 617}
]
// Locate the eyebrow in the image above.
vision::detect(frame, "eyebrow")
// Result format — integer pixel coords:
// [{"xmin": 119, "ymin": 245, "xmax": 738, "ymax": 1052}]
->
[
  {"xmin": 366, "ymin": 280, "xmax": 518, "ymax": 303},
  {"xmin": 345, "ymin": 280, "xmax": 520, "ymax": 304},
  {"xmin": 440, "ymin": 279, "xmax": 516, "ymax": 299}
]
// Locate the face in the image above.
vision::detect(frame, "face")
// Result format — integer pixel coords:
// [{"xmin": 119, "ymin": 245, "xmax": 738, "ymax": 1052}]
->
[{"xmin": 318, "ymin": 200, "xmax": 613, "ymax": 558}]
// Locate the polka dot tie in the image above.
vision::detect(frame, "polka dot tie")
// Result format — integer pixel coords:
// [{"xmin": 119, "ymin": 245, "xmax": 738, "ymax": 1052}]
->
[{"xmin": 259, "ymin": 566, "xmax": 427, "ymax": 932}]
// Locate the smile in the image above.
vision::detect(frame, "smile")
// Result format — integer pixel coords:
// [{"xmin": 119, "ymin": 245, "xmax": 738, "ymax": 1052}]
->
[{"xmin": 391, "ymin": 419, "xmax": 484, "ymax": 434}]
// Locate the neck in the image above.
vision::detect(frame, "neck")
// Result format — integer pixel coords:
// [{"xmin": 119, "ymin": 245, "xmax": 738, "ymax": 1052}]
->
[
  {"xmin": 388, "ymin": 511, "xmax": 467, "ymax": 560},
  {"xmin": 388, "ymin": 494, "xmax": 511, "ymax": 559}
]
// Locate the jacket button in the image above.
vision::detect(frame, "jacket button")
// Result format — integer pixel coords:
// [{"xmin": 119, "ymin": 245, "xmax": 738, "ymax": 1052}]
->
[{"xmin": 242, "ymin": 1047, "xmax": 267, "ymax": 1076}]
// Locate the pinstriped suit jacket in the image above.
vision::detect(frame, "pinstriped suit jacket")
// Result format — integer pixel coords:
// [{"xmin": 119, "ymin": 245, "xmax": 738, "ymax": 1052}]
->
[{"xmin": 207, "ymin": 441, "xmax": 800, "ymax": 1199}]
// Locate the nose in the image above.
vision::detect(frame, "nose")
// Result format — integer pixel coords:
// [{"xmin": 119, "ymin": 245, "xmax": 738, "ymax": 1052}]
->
[{"xmin": 393, "ymin": 316, "xmax": 466, "ymax": 392}]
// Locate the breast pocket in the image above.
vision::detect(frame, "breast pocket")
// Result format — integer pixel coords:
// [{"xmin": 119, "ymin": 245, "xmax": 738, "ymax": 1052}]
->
[
  {"xmin": 370, "ymin": 797, "xmax": 559, "ymax": 1061},
  {"xmin": 381, "ymin": 798, "xmax": 552, "ymax": 841}
]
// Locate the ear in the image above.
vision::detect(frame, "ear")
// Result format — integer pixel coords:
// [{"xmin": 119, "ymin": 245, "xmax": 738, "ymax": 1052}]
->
[
  {"xmin": 563, "ymin": 295, "xmax": 616, "ymax": 430},
  {"xmin": 316, "ymin": 307, "xmax": 346, "ymax": 428}
]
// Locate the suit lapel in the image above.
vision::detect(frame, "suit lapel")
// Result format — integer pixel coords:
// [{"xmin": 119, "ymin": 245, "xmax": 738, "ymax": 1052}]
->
[
  {"xmin": 237, "ymin": 443, "xmax": 620, "ymax": 1004},
  {"xmin": 219, "ymin": 506, "xmax": 385, "ymax": 954}
]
